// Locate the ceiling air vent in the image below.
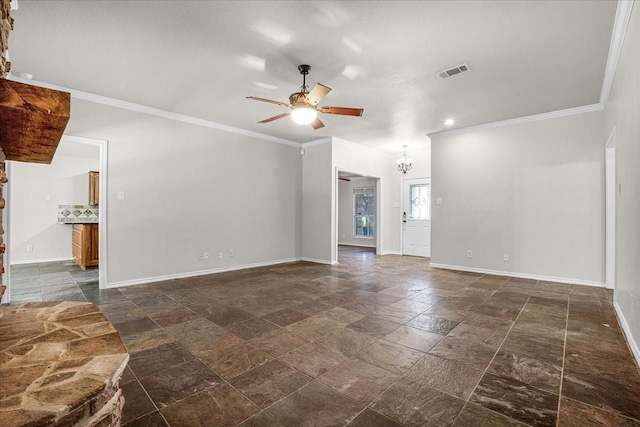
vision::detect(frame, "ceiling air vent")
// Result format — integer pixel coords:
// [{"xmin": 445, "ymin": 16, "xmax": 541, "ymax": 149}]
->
[{"xmin": 437, "ymin": 63, "xmax": 470, "ymax": 79}]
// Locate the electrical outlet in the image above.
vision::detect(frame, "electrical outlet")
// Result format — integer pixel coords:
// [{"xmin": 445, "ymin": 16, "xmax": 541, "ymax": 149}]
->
[
  {"xmin": 26, "ymin": 244, "xmax": 34, "ymax": 252},
  {"xmin": 229, "ymin": 249, "xmax": 234, "ymax": 257},
  {"xmin": 503, "ymin": 253, "xmax": 509, "ymax": 261},
  {"xmin": 198, "ymin": 253, "xmax": 203, "ymax": 261},
  {"xmin": 218, "ymin": 252, "xmax": 223, "ymax": 259},
  {"xmin": 466, "ymin": 250, "xmax": 472, "ymax": 258},
  {"xmin": 204, "ymin": 252, "xmax": 210, "ymax": 260}
]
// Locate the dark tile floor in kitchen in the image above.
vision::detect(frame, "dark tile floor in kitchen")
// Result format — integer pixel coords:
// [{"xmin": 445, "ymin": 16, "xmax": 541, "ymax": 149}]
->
[{"xmin": 6, "ymin": 246, "xmax": 640, "ymax": 426}]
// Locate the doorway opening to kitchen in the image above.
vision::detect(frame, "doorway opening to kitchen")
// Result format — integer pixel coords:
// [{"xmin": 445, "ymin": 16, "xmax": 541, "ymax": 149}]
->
[{"xmin": 3, "ymin": 135, "xmax": 108, "ymax": 303}]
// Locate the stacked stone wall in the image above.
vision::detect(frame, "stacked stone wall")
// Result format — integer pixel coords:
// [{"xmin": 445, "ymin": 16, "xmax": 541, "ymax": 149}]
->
[
  {"xmin": 0, "ymin": 0, "xmax": 10, "ymax": 304},
  {"xmin": 1, "ymin": 0, "xmax": 11, "ymax": 77}
]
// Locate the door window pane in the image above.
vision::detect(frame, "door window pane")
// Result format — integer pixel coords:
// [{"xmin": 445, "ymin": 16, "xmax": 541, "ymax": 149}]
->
[{"xmin": 409, "ymin": 184, "xmax": 430, "ymax": 220}]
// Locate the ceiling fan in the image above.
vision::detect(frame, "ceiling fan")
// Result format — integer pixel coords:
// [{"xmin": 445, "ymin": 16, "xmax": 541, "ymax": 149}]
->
[{"xmin": 247, "ymin": 64, "xmax": 364, "ymax": 130}]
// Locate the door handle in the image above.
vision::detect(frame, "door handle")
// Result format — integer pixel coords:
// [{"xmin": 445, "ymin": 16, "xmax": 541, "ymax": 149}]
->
[{"xmin": 402, "ymin": 220, "xmax": 407, "ymax": 223}]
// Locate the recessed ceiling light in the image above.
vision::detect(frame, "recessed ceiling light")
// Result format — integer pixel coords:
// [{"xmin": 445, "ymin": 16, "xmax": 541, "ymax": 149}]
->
[
  {"xmin": 18, "ymin": 72, "xmax": 33, "ymax": 80},
  {"xmin": 444, "ymin": 119, "xmax": 455, "ymax": 126}
]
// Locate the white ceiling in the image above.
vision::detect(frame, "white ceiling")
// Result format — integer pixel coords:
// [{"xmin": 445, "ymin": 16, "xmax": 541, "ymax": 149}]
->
[{"xmin": 9, "ymin": 1, "xmax": 617, "ymax": 154}]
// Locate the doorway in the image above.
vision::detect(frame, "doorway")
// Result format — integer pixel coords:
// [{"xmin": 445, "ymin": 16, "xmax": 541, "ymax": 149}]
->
[
  {"xmin": 402, "ymin": 177, "xmax": 431, "ymax": 257},
  {"xmin": 335, "ymin": 170, "xmax": 382, "ymax": 263},
  {"xmin": 3, "ymin": 135, "xmax": 108, "ymax": 304}
]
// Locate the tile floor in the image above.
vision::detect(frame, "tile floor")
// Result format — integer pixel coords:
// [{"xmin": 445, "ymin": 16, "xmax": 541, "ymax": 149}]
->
[
  {"xmin": 5, "ymin": 246, "xmax": 640, "ymax": 426},
  {"xmin": 10, "ymin": 261, "xmax": 98, "ymax": 303}
]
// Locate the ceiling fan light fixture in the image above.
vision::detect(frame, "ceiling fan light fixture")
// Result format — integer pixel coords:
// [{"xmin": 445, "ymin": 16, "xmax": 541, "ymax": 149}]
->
[{"xmin": 291, "ymin": 107, "xmax": 318, "ymax": 124}]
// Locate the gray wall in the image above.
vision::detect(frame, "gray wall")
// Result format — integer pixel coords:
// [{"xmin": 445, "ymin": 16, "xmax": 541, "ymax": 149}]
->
[
  {"xmin": 64, "ymin": 100, "xmax": 302, "ymax": 286},
  {"xmin": 605, "ymin": 3, "xmax": 640, "ymax": 361},
  {"xmin": 431, "ymin": 111, "xmax": 605, "ymax": 284},
  {"xmin": 301, "ymin": 142, "xmax": 333, "ymax": 263}
]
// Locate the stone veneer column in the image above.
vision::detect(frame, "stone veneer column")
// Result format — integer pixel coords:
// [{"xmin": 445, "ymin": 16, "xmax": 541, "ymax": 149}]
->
[
  {"xmin": 0, "ymin": 148, "xmax": 6, "ymax": 307},
  {"xmin": 1, "ymin": 0, "xmax": 11, "ymax": 77},
  {"xmin": 0, "ymin": 0, "xmax": 10, "ymax": 306}
]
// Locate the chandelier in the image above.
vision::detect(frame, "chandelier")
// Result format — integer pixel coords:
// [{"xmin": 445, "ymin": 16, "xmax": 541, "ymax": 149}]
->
[{"xmin": 396, "ymin": 145, "xmax": 413, "ymax": 174}]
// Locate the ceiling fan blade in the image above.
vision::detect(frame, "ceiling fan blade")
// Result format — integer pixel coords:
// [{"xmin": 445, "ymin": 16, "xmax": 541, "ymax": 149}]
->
[
  {"xmin": 320, "ymin": 106, "xmax": 364, "ymax": 117},
  {"xmin": 258, "ymin": 112, "xmax": 290, "ymax": 123},
  {"xmin": 246, "ymin": 96, "xmax": 290, "ymax": 107},
  {"xmin": 311, "ymin": 117, "xmax": 325, "ymax": 130},
  {"xmin": 306, "ymin": 83, "xmax": 331, "ymax": 106}
]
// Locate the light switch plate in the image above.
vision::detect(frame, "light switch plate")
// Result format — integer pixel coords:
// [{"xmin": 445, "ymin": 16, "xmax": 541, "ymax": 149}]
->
[{"xmin": 117, "ymin": 191, "xmax": 125, "ymax": 200}]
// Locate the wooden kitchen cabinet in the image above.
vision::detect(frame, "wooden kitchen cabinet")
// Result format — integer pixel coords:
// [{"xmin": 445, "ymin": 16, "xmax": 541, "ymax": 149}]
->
[
  {"xmin": 72, "ymin": 223, "xmax": 99, "ymax": 270},
  {"xmin": 89, "ymin": 171, "xmax": 99, "ymax": 206}
]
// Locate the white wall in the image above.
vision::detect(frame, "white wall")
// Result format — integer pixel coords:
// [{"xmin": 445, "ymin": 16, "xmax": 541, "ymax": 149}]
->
[
  {"xmin": 338, "ymin": 177, "xmax": 377, "ymax": 247},
  {"xmin": 431, "ymin": 111, "xmax": 605, "ymax": 284},
  {"xmin": 60, "ymin": 100, "xmax": 302, "ymax": 286},
  {"xmin": 605, "ymin": 3, "xmax": 640, "ymax": 362},
  {"xmin": 9, "ymin": 141, "xmax": 99, "ymax": 263}
]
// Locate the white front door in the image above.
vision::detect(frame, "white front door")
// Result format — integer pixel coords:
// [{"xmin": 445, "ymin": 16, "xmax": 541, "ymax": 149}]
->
[{"xmin": 402, "ymin": 178, "xmax": 431, "ymax": 257}]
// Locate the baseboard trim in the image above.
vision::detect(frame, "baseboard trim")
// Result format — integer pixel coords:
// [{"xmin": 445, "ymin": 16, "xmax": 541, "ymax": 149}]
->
[
  {"xmin": 301, "ymin": 257, "xmax": 336, "ymax": 265},
  {"xmin": 614, "ymin": 300, "xmax": 640, "ymax": 368},
  {"xmin": 338, "ymin": 243, "xmax": 377, "ymax": 248},
  {"xmin": 381, "ymin": 251, "xmax": 402, "ymax": 256},
  {"xmin": 428, "ymin": 263, "xmax": 605, "ymax": 287},
  {"xmin": 11, "ymin": 257, "xmax": 74, "ymax": 265},
  {"xmin": 106, "ymin": 257, "xmax": 302, "ymax": 289}
]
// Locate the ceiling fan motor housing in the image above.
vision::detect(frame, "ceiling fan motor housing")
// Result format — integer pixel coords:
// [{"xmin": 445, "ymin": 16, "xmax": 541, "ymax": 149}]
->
[{"xmin": 289, "ymin": 92, "xmax": 314, "ymax": 109}]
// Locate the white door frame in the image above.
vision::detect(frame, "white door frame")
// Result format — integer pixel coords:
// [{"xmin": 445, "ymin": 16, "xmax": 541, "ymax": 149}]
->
[
  {"xmin": 401, "ymin": 176, "xmax": 431, "ymax": 257},
  {"xmin": 3, "ymin": 135, "xmax": 109, "ymax": 303},
  {"xmin": 333, "ymin": 167, "xmax": 382, "ymax": 264},
  {"xmin": 605, "ymin": 127, "xmax": 616, "ymax": 290}
]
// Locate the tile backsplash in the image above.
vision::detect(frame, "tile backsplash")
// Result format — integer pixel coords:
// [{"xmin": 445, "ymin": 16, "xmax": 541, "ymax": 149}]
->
[{"xmin": 58, "ymin": 205, "xmax": 99, "ymax": 223}]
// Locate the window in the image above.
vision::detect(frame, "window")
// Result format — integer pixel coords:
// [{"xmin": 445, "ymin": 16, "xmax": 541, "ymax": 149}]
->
[
  {"xmin": 409, "ymin": 183, "xmax": 430, "ymax": 220},
  {"xmin": 354, "ymin": 186, "xmax": 375, "ymax": 238}
]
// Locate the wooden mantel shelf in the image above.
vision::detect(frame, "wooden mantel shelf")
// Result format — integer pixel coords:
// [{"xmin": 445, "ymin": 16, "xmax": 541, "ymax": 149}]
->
[{"xmin": 0, "ymin": 78, "xmax": 70, "ymax": 164}]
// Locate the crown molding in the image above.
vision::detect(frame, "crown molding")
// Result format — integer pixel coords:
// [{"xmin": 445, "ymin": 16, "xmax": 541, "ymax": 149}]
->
[
  {"xmin": 6, "ymin": 75, "xmax": 302, "ymax": 148},
  {"xmin": 600, "ymin": 0, "xmax": 635, "ymax": 107},
  {"xmin": 428, "ymin": 103, "xmax": 604, "ymax": 139}
]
